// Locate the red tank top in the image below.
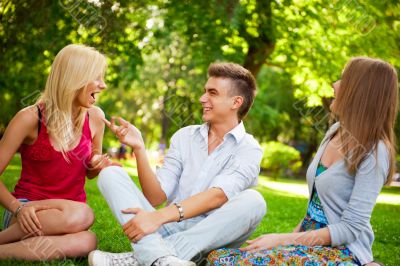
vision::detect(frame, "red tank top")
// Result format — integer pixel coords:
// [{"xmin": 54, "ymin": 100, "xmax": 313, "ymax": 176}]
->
[{"xmin": 13, "ymin": 106, "xmax": 92, "ymax": 203}]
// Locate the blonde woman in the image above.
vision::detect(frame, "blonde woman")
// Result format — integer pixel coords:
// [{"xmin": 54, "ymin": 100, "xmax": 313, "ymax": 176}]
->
[
  {"xmin": 0, "ymin": 44, "xmax": 112, "ymax": 261},
  {"xmin": 208, "ymin": 57, "xmax": 398, "ymax": 266}
]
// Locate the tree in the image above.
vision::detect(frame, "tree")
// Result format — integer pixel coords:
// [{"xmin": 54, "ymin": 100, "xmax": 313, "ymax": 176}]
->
[{"xmin": 1, "ymin": 0, "xmax": 399, "ymax": 167}]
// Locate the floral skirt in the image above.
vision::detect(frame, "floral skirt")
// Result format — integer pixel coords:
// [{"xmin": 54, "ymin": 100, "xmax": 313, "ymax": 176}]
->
[{"xmin": 207, "ymin": 245, "xmax": 361, "ymax": 266}]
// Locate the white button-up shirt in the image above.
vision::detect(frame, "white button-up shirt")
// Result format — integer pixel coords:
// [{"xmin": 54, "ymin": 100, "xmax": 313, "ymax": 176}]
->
[{"xmin": 156, "ymin": 122, "xmax": 263, "ymax": 207}]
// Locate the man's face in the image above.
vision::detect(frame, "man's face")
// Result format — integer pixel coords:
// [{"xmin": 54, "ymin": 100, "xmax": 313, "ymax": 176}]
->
[{"xmin": 199, "ymin": 77, "xmax": 237, "ymax": 123}]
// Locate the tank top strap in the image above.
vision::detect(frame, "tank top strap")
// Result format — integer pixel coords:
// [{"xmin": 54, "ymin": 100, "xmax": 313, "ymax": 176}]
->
[
  {"xmin": 36, "ymin": 103, "xmax": 48, "ymax": 138},
  {"xmin": 82, "ymin": 111, "xmax": 92, "ymax": 139}
]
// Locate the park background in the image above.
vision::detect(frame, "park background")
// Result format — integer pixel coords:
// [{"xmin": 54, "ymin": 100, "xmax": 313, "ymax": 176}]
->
[{"xmin": 0, "ymin": 0, "xmax": 399, "ymax": 265}]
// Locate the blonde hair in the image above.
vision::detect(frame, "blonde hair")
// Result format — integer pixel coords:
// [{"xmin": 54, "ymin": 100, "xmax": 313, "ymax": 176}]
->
[
  {"xmin": 334, "ymin": 57, "xmax": 398, "ymax": 182},
  {"xmin": 38, "ymin": 44, "xmax": 107, "ymax": 159}
]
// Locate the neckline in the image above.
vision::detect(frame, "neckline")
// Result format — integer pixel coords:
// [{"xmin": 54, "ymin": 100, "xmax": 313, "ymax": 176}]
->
[
  {"xmin": 49, "ymin": 115, "xmax": 89, "ymax": 154},
  {"xmin": 314, "ymin": 133, "xmax": 344, "ymax": 178},
  {"xmin": 25, "ymin": 111, "xmax": 90, "ymax": 154},
  {"xmin": 317, "ymin": 162, "xmax": 328, "ymax": 170}
]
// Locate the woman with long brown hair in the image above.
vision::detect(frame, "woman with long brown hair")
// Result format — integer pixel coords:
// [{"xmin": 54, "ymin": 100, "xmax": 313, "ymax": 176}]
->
[{"xmin": 208, "ymin": 57, "xmax": 398, "ymax": 265}]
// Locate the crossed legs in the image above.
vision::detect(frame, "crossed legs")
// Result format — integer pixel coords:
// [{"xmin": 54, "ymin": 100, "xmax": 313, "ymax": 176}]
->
[
  {"xmin": 97, "ymin": 166, "xmax": 267, "ymax": 265},
  {"xmin": 0, "ymin": 199, "xmax": 96, "ymax": 261}
]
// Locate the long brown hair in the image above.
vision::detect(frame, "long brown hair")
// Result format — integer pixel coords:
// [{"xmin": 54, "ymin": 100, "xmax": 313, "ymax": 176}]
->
[{"xmin": 334, "ymin": 57, "xmax": 398, "ymax": 182}]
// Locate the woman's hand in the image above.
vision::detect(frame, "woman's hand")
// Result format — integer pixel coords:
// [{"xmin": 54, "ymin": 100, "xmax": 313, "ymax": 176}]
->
[
  {"xmin": 89, "ymin": 154, "xmax": 122, "ymax": 172},
  {"xmin": 16, "ymin": 204, "xmax": 53, "ymax": 236},
  {"xmin": 241, "ymin": 229, "xmax": 331, "ymax": 252},
  {"xmin": 102, "ymin": 117, "xmax": 145, "ymax": 151},
  {"xmin": 240, "ymin": 234, "xmax": 284, "ymax": 252}
]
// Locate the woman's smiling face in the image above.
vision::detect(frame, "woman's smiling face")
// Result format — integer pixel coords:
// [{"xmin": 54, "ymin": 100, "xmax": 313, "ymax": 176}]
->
[{"xmin": 74, "ymin": 78, "xmax": 107, "ymax": 108}]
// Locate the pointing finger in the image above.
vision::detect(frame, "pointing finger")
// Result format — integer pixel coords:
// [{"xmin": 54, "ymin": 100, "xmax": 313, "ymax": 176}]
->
[{"xmin": 101, "ymin": 117, "xmax": 112, "ymax": 128}]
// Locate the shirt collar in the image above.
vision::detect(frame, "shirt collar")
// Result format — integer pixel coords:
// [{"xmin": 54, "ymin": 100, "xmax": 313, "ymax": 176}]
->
[
  {"xmin": 227, "ymin": 121, "xmax": 246, "ymax": 143},
  {"xmin": 198, "ymin": 123, "xmax": 209, "ymax": 142},
  {"xmin": 197, "ymin": 121, "xmax": 246, "ymax": 144}
]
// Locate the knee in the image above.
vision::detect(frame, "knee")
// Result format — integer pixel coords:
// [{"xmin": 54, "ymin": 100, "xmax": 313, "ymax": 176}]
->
[
  {"xmin": 65, "ymin": 204, "xmax": 95, "ymax": 232},
  {"xmin": 97, "ymin": 166, "xmax": 128, "ymax": 190},
  {"xmin": 240, "ymin": 189, "xmax": 267, "ymax": 220},
  {"xmin": 64, "ymin": 231, "xmax": 97, "ymax": 258}
]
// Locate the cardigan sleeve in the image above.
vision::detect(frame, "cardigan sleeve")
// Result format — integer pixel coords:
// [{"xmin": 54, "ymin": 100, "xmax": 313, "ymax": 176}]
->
[{"xmin": 327, "ymin": 142, "xmax": 389, "ymax": 246}]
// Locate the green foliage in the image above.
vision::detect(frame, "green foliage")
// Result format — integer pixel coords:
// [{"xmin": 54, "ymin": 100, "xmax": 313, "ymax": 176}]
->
[
  {"xmin": 1, "ymin": 0, "xmax": 400, "ymax": 159},
  {"xmin": 246, "ymin": 65, "xmax": 298, "ymax": 142},
  {"xmin": 260, "ymin": 141, "xmax": 302, "ymax": 178}
]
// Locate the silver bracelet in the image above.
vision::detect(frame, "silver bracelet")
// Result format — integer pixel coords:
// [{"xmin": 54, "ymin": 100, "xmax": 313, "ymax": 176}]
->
[
  {"xmin": 173, "ymin": 202, "xmax": 184, "ymax": 222},
  {"xmin": 13, "ymin": 204, "xmax": 24, "ymax": 218}
]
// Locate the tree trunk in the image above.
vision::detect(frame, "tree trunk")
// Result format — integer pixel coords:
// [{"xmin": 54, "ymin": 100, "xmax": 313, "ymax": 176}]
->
[
  {"xmin": 239, "ymin": 0, "xmax": 275, "ymax": 77},
  {"xmin": 244, "ymin": 42, "xmax": 275, "ymax": 77}
]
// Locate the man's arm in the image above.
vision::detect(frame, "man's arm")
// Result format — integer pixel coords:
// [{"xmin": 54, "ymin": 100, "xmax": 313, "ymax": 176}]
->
[
  {"xmin": 122, "ymin": 143, "xmax": 263, "ymax": 243},
  {"xmin": 158, "ymin": 188, "xmax": 227, "ymax": 222},
  {"xmin": 122, "ymin": 188, "xmax": 227, "ymax": 243},
  {"xmin": 103, "ymin": 117, "xmax": 180, "ymax": 206},
  {"xmin": 133, "ymin": 146, "xmax": 167, "ymax": 206}
]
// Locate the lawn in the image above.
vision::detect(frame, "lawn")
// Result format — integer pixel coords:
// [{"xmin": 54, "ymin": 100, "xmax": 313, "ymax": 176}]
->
[{"xmin": 1, "ymin": 155, "xmax": 399, "ymax": 266}]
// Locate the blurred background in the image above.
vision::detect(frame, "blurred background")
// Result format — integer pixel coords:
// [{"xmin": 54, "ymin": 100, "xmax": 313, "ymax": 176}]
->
[{"xmin": 1, "ymin": 0, "xmax": 399, "ymax": 179}]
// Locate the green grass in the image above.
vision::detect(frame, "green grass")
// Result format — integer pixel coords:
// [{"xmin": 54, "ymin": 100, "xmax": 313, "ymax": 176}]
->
[{"xmin": 1, "ymin": 155, "xmax": 399, "ymax": 265}]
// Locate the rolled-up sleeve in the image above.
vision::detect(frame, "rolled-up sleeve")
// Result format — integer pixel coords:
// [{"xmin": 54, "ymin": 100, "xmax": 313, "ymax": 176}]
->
[
  {"xmin": 156, "ymin": 130, "xmax": 183, "ymax": 200},
  {"xmin": 328, "ymin": 142, "xmax": 389, "ymax": 246},
  {"xmin": 209, "ymin": 145, "xmax": 263, "ymax": 200}
]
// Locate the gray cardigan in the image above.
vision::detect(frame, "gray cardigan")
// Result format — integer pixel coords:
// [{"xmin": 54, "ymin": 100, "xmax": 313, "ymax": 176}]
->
[{"xmin": 306, "ymin": 122, "xmax": 389, "ymax": 264}]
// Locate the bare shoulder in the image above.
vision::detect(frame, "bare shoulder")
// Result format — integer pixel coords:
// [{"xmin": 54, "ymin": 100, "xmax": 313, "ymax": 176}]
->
[
  {"xmin": 88, "ymin": 106, "xmax": 105, "ymax": 120},
  {"xmin": 87, "ymin": 106, "xmax": 105, "ymax": 137},
  {"xmin": 13, "ymin": 105, "xmax": 38, "ymax": 128},
  {"xmin": 3, "ymin": 105, "xmax": 38, "ymax": 143}
]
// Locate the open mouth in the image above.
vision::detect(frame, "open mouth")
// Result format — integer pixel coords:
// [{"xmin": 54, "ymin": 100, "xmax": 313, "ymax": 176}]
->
[
  {"xmin": 203, "ymin": 107, "xmax": 212, "ymax": 112},
  {"xmin": 90, "ymin": 92, "xmax": 100, "ymax": 101}
]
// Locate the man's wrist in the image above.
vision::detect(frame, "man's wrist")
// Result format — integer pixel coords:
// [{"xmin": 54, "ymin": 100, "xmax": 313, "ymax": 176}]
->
[
  {"xmin": 173, "ymin": 202, "xmax": 184, "ymax": 222},
  {"xmin": 157, "ymin": 205, "xmax": 181, "ymax": 224}
]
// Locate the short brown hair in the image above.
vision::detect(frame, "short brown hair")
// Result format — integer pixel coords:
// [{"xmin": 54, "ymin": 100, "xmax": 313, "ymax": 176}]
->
[{"xmin": 208, "ymin": 62, "xmax": 257, "ymax": 119}]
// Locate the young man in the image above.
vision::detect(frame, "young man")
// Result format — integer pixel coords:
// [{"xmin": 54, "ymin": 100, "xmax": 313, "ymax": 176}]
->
[{"xmin": 89, "ymin": 63, "xmax": 266, "ymax": 266}]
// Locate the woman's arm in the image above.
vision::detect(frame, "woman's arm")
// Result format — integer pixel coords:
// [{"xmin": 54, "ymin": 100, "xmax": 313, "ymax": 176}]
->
[
  {"xmin": 86, "ymin": 106, "xmax": 112, "ymax": 179},
  {"xmin": 242, "ymin": 143, "xmax": 389, "ymax": 252},
  {"xmin": 327, "ymin": 142, "xmax": 388, "ymax": 247},
  {"xmin": 292, "ymin": 219, "xmax": 303, "ymax": 233},
  {"xmin": 0, "ymin": 106, "xmax": 54, "ymax": 235},
  {"xmin": 241, "ymin": 227, "xmax": 331, "ymax": 252},
  {"xmin": 0, "ymin": 107, "xmax": 37, "ymax": 212}
]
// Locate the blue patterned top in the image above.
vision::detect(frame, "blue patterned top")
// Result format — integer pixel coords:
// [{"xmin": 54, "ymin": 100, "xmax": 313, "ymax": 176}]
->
[{"xmin": 300, "ymin": 163, "xmax": 329, "ymax": 231}]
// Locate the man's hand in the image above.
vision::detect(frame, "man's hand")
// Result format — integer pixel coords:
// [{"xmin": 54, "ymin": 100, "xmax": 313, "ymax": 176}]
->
[
  {"xmin": 102, "ymin": 117, "xmax": 145, "ymax": 151},
  {"xmin": 121, "ymin": 208, "xmax": 164, "ymax": 243}
]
